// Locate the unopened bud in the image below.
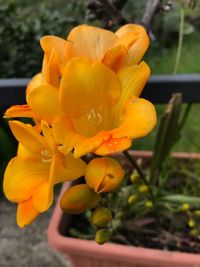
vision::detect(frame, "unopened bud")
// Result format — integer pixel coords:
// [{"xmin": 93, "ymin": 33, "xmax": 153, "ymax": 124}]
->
[
  {"xmin": 91, "ymin": 207, "xmax": 112, "ymax": 227},
  {"xmin": 60, "ymin": 184, "xmax": 101, "ymax": 214},
  {"xmin": 188, "ymin": 219, "xmax": 195, "ymax": 228},
  {"xmin": 139, "ymin": 185, "xmax": 149, "ymax": 194},
  {"xmin": 128, "ymin": 194, "xmax": 138, "ymax": 204},
  {"xmin": 191, "ymin": 229, "xmax": 198, "ymax": 236},
  {"xmin": 85, "ymin": 157, "xmax": 125, "ymax": 193},
  {"xmin": 180, "ymin": 203, "xmax": 190, "ymax": 212},
  {"xmin": 145, "ymin": 200, "xmax": 153, "ymax": 209},
  {"xmin": 194, "ymin": 210, "xmax": 200, "ymax": 217},
  {"xmin": 130, "ymin": 173, "xmax": 139, "ymax": 183},
  {"xmin": 95, "ymin": 228, "xmax": 111, "ymax": 245}
]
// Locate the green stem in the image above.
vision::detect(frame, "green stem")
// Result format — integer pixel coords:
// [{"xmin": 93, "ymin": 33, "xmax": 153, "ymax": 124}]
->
[
  {"xmin": 173, "ymin": 7, "xmax": 185, "ymax": 74},
  {"xmin": 123, "ymin": 151, "xmax": 155, "ymax": 204}
]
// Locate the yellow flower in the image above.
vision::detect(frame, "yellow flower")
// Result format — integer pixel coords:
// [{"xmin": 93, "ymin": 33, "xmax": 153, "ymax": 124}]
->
[
  {"xmin": 3, "ymin": 120, "xmax": 86, "ymax": 227},
  {"xmin": 5, "ymin": 23, "xmax": 149, "ymax": 119},
  {"xmin": 50, "ymin": 57, "xmax": 156, "ymax": 157},
  {"xmin": 85, "ymin": 157, "xmax": 125, "ymax": 193}
]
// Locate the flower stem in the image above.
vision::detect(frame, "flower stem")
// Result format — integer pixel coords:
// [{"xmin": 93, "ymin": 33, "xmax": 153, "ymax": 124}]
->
[
  {"xmin": 173, "ymin": 7, "xmax": 185, "ymax": 74},
  {"xmin": 123, "ymin": 151, "xmax": 155, "ymax": 204}
]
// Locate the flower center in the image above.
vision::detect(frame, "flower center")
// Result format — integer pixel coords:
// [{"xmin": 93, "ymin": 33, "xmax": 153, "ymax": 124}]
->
[
  {"xmin": 87, "ymin": 108, "xmax": 103, "ymax": 126},
  {"xmin": 72, "ymin": 104, "xmax": 120, "ymax": 138},
  {"xmin": 41, "ymin": 149, "xmax": 52, "ymax": 163}
]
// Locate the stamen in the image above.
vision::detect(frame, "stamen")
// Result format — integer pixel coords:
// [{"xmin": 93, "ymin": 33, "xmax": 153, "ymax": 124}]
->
[
  {"xmin": 41, "ymin": 149, "xmax": 52, "ymax": 163},
  {"xmin": 87, "ymin": 108, "xmax": 103, "ymax": 126}
]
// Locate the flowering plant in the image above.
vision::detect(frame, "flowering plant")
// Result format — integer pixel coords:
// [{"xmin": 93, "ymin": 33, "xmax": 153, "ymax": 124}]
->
[{"xmin": 5, "ymin": 23, "xmax": 199, "ymax": 248}]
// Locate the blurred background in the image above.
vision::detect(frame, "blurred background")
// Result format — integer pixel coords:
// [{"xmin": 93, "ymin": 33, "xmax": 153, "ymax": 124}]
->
[{"xmin": 0, "ymin": 0, "xmax": 200, "ymax": 195}]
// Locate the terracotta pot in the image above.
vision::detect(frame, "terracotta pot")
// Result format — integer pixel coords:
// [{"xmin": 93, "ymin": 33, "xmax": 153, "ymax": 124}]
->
[{"xmin": 48, "ymin": 151, "xmax": 200, "ymax": 267}]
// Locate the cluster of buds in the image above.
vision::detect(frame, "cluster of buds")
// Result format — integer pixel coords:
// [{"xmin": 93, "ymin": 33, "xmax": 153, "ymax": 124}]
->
[
  {"xmin": 127, "ymin": 168, "xmax": 153, "ymax": 211},
  {"xmin": 180, "ymin": 203, "xmax": 200, "ymax": 237}
]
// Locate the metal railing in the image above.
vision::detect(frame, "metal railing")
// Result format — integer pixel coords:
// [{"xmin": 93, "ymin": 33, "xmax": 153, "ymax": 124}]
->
[{"xmin": 0, "ymin": 74, "xmax": 200, "ymax": 106}]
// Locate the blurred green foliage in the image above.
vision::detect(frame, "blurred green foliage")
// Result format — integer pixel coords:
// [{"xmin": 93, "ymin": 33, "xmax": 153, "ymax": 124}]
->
[{"xmin": 0, "ymin": 0, "xmax": 85, "ymax": 78}]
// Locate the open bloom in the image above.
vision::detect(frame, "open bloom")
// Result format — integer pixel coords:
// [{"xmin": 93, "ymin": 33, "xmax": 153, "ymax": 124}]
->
[
  {"xmin": 3, "ymin": 120, "xmax": 86, "ymax": 227},
  {"xmin": 4, "ymin": 24, "xmax": 149, "ymax": 120},
  {"xmin": 23, "ymin": 57, "xmax": 156, "ymax": 157},
  {"xmin": 42, "ymin": 57, "xmax": 156, "ymax": 157}
]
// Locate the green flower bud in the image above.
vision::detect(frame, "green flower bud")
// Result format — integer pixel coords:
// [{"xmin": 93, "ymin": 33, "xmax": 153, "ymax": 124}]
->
[
  {"xmin": 91, "ymin": 207, "xmax": 112, "ymax": 227},
  {"xmin": 188, "ymin": 219, "xmax": 195, "ymax": 228},
  {"xmin": 139, "ymin": 185, "xmax": 149, "ymax": 194},
  {"xmin": 194, "ymin": 210, "xmax": 200, "ymax": 217},
  {"xmin": 130, "ymin": 173, "xmax": 139, "ymax": 183},
  {"xmin": 180, "ymin": 203, "xmax": 190, "ymax": 212},
  {"xmin": 145, "ymin": 200, "xmax": 153, "ymax": 209},
  {"xmin": 191, "ymin": 229, "xmax": 198, "ymax": 236},
  {"xmin": 128, "ymin": 194, "xmax": 138, "ymax": 204},
  {"xmin": 95, "ymin": 228, "xmax": 111, "ymax": 245}
]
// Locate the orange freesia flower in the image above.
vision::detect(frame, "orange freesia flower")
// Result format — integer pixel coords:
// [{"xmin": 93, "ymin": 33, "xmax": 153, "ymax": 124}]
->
[
  {"xmin": 24, "ymin": 57, "xmax": 156, "ymax": 157},
  {"xmin": 3, "ymin": 120, "xmax": 86, "ymax": 227},
  {"xmin": 46, "ymin": 57, "xmax": 156, "ymax": 157},
  {"xmin": 5, "ymin": 23, "xmax": 149, "ymax": 120},
  {"xmin": 41, "ymin": 24, "xmax": 149, "ymax": 72}
]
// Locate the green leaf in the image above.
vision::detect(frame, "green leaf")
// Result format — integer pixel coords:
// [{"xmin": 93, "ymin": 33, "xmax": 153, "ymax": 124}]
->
[
  {"xmin": 150, "ymin": 94, "xmax": 182, "ymax": 180},
  {"xmin": 160, "ymin": 194, "xmax": 200, "ymax": 207}
]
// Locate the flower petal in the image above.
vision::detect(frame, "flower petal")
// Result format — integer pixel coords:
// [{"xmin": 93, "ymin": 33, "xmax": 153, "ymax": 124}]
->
[
  {"xmin": 32, "ymin": 181, "xmax": 53, "ymax": 212},
  {"xmin": 40, "ymin": 35, "xmax": 71, "ymax": 71},
  {"xmin": 26, "ymin": 73, "xmax": 43, "ymax": 96},
  {"xmin": 17, "ymin": 143, "xmax": 38, "ymax": 160},
  {"xmin": 17, "ymin": 199, "xmax": 39, "ymax": 228},
  {"xmin": 27, "ymin": 84, "xmax": 62, "ymax": 124},
  {"xmin": 41, "ymin": 120, "xmax": 56, "ymax": 152},
  {"xmin": 42, "ymin": 49, "xmax": 60, "ymax": 88},
  {"xmin": 60, "ymin": 57, "xmax": 121, "ymax": 118},
  {"xmin": 117, "ymin": 61, "xmax": 150, "ymax": 111},
  {"xmin": 115, "ymin": 24, "xmax": 149, "ymax": 65},
  {"xmin": 52, "ymin": 115, "xmax": 77, "ymax": 154},
  {"xmin": 74, "ymin": 131, "xmax": 111, "ymax": 158},
  {"xmin": 33, "ymin": 155, "xmax": 61, "ymax": 213},
  {"xmin": 112, "ymin": 97, "xmax": 157, "ymax": 139},
  {"xmin": 67, "ymin": 25, "xmax": 118, "ymax": 60},
  {"xmin": 51, "ymin": 153, "xmax": 86, "ymax": 184},
  {"xmin": 102, "ymin": 45, "xmax": 127, "ymax": 72},
  {"xmin": 4, "ymin": 105, "xmax": 36, "ymax": 119},
  {"xmin": 9, "ymin": 121, "xmax": 46, "ymax": 153},
  {"xmin": 3, "ymin": 157, "xmax": 49, "ymax": 203},
  {"xmin": 94, "ymin": 137, "xmax": 132, "ymax": 155}
]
